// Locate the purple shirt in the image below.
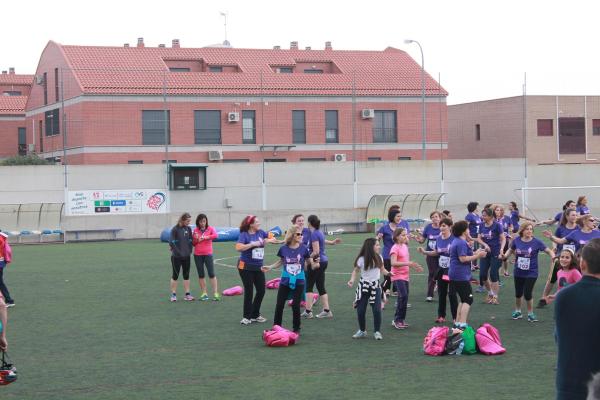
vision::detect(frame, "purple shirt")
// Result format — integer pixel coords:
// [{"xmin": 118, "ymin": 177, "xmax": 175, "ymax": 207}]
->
[
  {"xmin": 449, "ymin": 237, "xmax": 473, "ymax": 281},
  {"xmin": 510, "ymin": 236, "xmax": 547, "ymax": 278},
  {"xmin": 300, "ymin": 227, "xmax": 311, "ymax": 248},
  {"xmin": 554, "ymin": 211, "xmax": 563, "ymax": 223},
  {"xmin": 435, "ymin": 234, "xmax": 454, "ymax": 269},
  {"xmin": 496, "ymin": 216, "xmax": 512, "ymax": 236},
  {"xmin": 309, "ymin": 229, "xmax": 328, "ymax": 263},
  {"xmin": 565, "ymin": 229, "xmax": 600, "ymax": 253},
  {"xmin": 237, "ymin": 229, "xmax": 268, "ymax": 270},
  {"xmin": 277, "ymin": 244, "xmax": 310, "ymax": 287},
  {"xmin": 510, "ymin": 210, "xmax": 520, "ymax": 233},
  {"xmin": 377, "ymin": 220, "xmax": 410, "ymax": 260},
  {"xmin": 423, "ymin": 223, "xmax": 441, "ymax": 251},
  {"xmin": 555, "ymin": 224, "xmax": 580, "ymax": 253},
  {"xmin": 478, "ymin": 221, "xmax": 504, "ymax": 256},
  {"xmin": 465, "ymin": 212, "xmax": 481, "ymax": 238},
  {"xmin": 577, "ymin": 205, "xmax": 590, "ymax": 215}
]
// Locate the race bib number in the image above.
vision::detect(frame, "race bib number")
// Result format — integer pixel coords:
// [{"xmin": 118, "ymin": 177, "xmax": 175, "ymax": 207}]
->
[
  {"xmin": 286, "ymin": 263, "xmax": 302, "ymax": 276},
  {"xmin": 252, "ymin": 248, "xmax": 264, "ymax": 260},
  {"xmin": 563, "ymin": 244, "xmax": 576, "ymax": 253},
  {"xmin": 428, "ymin": 240, "xmax": 437, "ymax": 250},
  {"xmin": 517, "ymin": 257, "xmax": 530, "ymax": 271},
  {"xmin": 439, "ymin": 256, "xmax": 450, "ymax": 269}
]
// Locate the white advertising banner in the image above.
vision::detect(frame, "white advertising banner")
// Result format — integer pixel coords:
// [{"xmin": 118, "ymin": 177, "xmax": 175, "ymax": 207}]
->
[{"xmin": 67, "ymin": 189, "xmax": 169, "ymax": 215}]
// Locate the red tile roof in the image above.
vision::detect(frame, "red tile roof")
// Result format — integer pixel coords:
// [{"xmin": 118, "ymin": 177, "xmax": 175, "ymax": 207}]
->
[
  {"xmin": 0, "ymin": 96, "xmax": 27, "ymax": 115},
  {"xmin": 0, "ymin": 74, "xmax": 33, "ymax": 86},
  {"xmin": 58, "ymin": 43, "xmax": 447, "ymax": 97}
]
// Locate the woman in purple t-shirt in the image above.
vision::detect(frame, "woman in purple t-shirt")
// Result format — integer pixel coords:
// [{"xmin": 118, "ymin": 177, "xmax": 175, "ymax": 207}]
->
[
  {"xmin": 476, "ymin": 208, "xmax": 506, "ymax": 305},
  {"xmin": 414, "ymin": 211, "xmax": 442, "ymax": 302},
  {"xmin": 503, "ymin": 222, "xmax": 554, "ymax": 322},
  {"xmin": 576, "ymin": 195, "xmax": 591, "ymax": 216},
  {"xmin": 494, "ymin": 204, "xmax": 513, "ymax": 278},
  {"xmin": 539, "ymin": 200, "xmax": 576, "ymax": 226},
  {"xmin": 544, "ymin": 214, "xmax": 600, "ymax": 255},
  {"xmin": 377, "ymin": 207, "xmax": 410, "ymax": 298}
]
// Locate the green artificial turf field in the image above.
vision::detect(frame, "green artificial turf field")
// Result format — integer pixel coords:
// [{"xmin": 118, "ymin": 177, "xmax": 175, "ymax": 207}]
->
[{"xmin": 2, "ymin": 233, "xmax": 558, "ymax": 399}]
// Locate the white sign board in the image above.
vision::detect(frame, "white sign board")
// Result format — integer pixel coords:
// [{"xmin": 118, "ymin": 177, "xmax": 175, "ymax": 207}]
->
[{"xmin": 67, "ymin": 189, "xmax": 169, "ymax": 216}]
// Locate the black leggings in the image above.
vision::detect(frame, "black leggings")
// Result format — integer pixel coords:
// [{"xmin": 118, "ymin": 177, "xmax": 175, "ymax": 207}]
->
[
  {"xmin": 382, "ymin": 259, "xmax": 392, "ymax": 293},
  {"xmin": 449, "ymin": 281, "xmax": 473, "ymax": 306},
  {"xmin": 306, "ymin": 261, "xmax": 328, "ymax": 295},
  {"xmin": 436, "ymin": 270, "xmax": 457, "ymax": 320},
  {"xmin": 194, "ymin": 255, "xmax": 215, "ymax": 278},
  {"xmin": 426, "ymin": 256, "xmax": 439, "ymax": 297},
  {"xmin": 0, "ymin": 266, "xmax": 13, "ymax": 303},
  {"xmin": 171, "ymin": 256, "xmax": 191, "ymax": 280},
  {"xmin": 274, "ymin": 283, "xmax": 304, "ymax": 332},
  {"xmin": 238, "ymin": 269, "xmax": 266, "ymax": 319},
  {"xmin": 514, "ymin": 276, "xmax": 537, "ymax": 301}
]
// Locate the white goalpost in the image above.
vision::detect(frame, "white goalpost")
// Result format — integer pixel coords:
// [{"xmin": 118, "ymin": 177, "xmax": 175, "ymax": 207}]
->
[{"xmin": 513, "ymin": 185, "xmax": 600, "ymax": 221}]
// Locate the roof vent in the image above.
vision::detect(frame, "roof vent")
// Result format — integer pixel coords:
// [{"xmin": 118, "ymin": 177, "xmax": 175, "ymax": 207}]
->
[
  {"xmin": 273, "ymin": 45, "xmax": 281, "ymax": 50},
  {"xmin": 158, "ymin": 44, "xmax": 166, "ymax": 48},
  {"xmin": 290, "ymin": 41, "xmax": 298, "ymax": 50},
  {"xmin": 172, "ymin": 39, "xmax": 180, "ymax": 48},
  {"xmin": 124, "ymin": 43, "xmax": 130, "ymax": 48},
  {"xmin": 8, "ymin": 67, "xmax": 15, "ymax": 74},
  {"xmin": 1, "ymin": 71, "xmax": 6, "ymax": 75},
  {"xmin": 137, "ymin": 37, "xmax": 145, "ymax": 48},
  {"xmin": 325, "ymin": 41, "xmax": 332, "ymax": 50},
  {"xmin": 305, "ymin": 46, "xmax": 311, "ymax": 50}
]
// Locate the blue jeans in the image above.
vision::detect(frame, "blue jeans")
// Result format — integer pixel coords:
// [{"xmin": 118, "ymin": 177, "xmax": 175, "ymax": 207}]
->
[
  {"xmin": 480, "ymin": 254, "xmax": 501, "ymax": 283},
  {"xmin": 356, "ymin": 287, "xmax": 382, "ymax": 332},
  {"xmin": 394, "ymin": 280, "xmax": 409, "ymax": 323}
]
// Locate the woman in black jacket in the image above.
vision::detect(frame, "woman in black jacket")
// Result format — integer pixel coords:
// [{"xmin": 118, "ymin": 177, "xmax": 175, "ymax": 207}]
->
[{"xmin": 169, "ymin": 212, "xmax": 194, "ymax": 302}]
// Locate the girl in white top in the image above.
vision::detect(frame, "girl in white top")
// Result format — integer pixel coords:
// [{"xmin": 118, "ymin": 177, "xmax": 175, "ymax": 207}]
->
[{"xmin": 348, "ymin": 238, "xmax": 390, "ymax": 340}]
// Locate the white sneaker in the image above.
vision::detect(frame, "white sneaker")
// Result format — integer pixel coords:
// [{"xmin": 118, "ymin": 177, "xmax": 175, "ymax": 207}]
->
[
  {"xmin": 251, "ymin": 316, "xmax": 267, "ymax": 323},
  {"xmin": 240, "ymin": 318, "xmax": 252, "ymax": 325},
  {"xmin": 301, "ymin": 310, "xmax": 314, "ymax": 319},
  {"xmin": 352, "ymin": 330, "xmax": 367, "ymax": 339},
  {"xmin": 374, "ymin": 331, "xmax": 383, "ymax": 340},
  {"xmin": 426, "ymin": 297, "xmax": 433, "ymax": 302},
  {"xmin": 316, "ymin": 310, "xmax": 333, "ymax": 319}
]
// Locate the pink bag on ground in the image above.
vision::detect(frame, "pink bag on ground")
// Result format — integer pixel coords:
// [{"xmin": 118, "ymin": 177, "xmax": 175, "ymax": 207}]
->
[
  {"xmin": 266, "ymin": 278, "xmax": 281, "ymax": 289},
  {"xmin": 423, "ymin": 326, "xmax": 449, "ymax": 356},
  {"xmin": 263, "ymin": 325, "xmax": 299, "ymax": 347},
  {"xmin": 287, "ymin": 293, "xmax": 319, "ymax": 308},
  {"xmin": 476, "ymin": 323, "xmax": 506, "ymax": 355},
  {"xmin": 222, "ymin": 286, "xmax": 243, "ymax": 296}
]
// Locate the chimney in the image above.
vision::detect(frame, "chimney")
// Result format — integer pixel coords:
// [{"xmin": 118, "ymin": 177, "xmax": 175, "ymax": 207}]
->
[
  {"xmin": 325, "ymin": 41, "xmax": 332, "ymax": 50},
  {"xmin": 158, "ymin": 44, "xmax": 166, "ymax": 48},
  {"xmin": 124, "ymin": 43, "xmax": 130, "ymax": 48},
  {"xmin": 1, "ymin": 71, "xmax": 6, "ymax": 75},
  {"xmin": 290, "ymin": 41, "xmax": 298, "ymax": 50},
  {"xmin": 172, "ymin": 39, "xmax": 180, "ymax": 48},
  {"xmin": 273, "ymin": 45, "xmax": 281, "ymax": 50},
  {"xmin": 137, "ymin": 37, "xmax": 145, "ymax": 48},
  {"xmin": 305, "ymin": 46, "xmax": 311, "ymax": 50},
  {"xmin": 8, "ymin": 67, "xmax": 15, "ymax": 74}
]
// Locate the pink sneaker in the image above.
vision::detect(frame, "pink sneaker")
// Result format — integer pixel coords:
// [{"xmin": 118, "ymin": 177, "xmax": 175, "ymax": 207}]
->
[{"xmin": 184, "ymin": 294, "xmax": 195, "ymax": 301}]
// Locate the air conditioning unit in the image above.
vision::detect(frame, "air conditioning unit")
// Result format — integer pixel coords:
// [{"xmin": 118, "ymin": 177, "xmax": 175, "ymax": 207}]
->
[
  {"xmin": 333, "ymin": 153, "xmax": 347, "ymax": 162},
  {"xmin": 228, "ymin": 112, "xmax": 240, "ymax": 122},
  {"xmin": 27, "ymin": 144, "xmax": 35, "ymax": 152},
  {"xmin": 208, "ymin": 150, "xmax": 223, "ymax": 161},
  {"xmin": 35, "ymin": 75, "xmax": 45, "ymax": 85},
  {"xmin": 361, "ymin": 109, "xmax": 375, "ymax": 119}
]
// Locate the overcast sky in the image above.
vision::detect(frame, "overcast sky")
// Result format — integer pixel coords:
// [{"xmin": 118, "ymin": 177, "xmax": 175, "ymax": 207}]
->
[{"xmin": 3, "ymin": 0, "xmax": 598, "ymax": 104}]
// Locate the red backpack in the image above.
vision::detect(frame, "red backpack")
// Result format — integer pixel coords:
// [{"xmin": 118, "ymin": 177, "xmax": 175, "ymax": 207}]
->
[{"xmin": 423, "ymin": 326, "xmax": 449, "ymax": 356}]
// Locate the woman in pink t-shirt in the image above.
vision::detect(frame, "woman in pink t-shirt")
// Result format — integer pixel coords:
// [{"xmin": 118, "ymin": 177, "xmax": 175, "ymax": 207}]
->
[
  {"xmin": 193, "ymin": 214, "xmax": 219, "ymax": 301},
  {"xmin": 548, "ymin": 249, "xmax": 582, "ymax": 302},
  {"xmin": 389, "ymin": 228, "xmax": 424, "ymax": 329}
]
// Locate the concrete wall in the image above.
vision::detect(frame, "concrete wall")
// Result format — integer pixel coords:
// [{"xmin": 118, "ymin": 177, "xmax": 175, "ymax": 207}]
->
[{"xmin": 1, "ymin": 159, "xmax": 599, "ymax": 239}]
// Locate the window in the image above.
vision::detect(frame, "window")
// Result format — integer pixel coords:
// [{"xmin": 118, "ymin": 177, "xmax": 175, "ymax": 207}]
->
[
  {"xmin": 45, "ymin": 109, "xmax": 60, "ymax": 136},
  {"xmin": 398, "ymin": 156, "xmax": 412, "ymax": 160},
  {"xmin": 38, "ymin": 120, "xmax": 43, "ymax": 152},
  {"xmin": 142, "ymin": 110, "xmax": 170, "ymax": 145},
  {"xmin": 475, "ymin": 124, "xmax": 481, "ymax": 141},
  {"xmin": 242, "ymin": 111, "xmax": 256, "ymax": 144},
  {"xmin": 593, "ymin": 119, "xmax": 600, "ymax": 136},
  {"xmin": 278, "ymin": 67, "xmax": 293, "ymax": 73},
  {"xmin": 264, "ymin": 158, "xmax": 286, "ymax": 162},
  {"xmin": 55, "ymin": 68, "xmax": 60, "ymax": 102},
  {"xmin": 3, "ymin": 91, "xmax": 21, "ymax": 96},
  {"xmin": 304, "ymin": 69, "xmax": 323, "ymax": 74},
  {"xmin": 292, "ymin": 110, "xmax": 306, "ymax": 144},
  {"xmin": 128, "ymin": 160, "xmax": 144, "ymax": 164},
  {"xmin": 325, "ymin": 110, "xmax": 338, "ymax": 143},
  {"xmin": 368, "ymin": 157, "xmax": 382, "ymax": 161},
  {"xmin": 537, "ymin": 119, "xmax": 553, "ymax": 136},
  {"xmin": 300, "ymin": 158, "xmax": 326, "ymax": 162},
  {"xmin": 169, "ymin": 165, "xmax": 207, "ymax": 190},
  {"xmin": 18, "ymin": 127, "xmax": 26, "ymax": 156},
  {"xmin": 43, "ymin": 72, "xmax": 48, "ymax": 105},
  {"xmin": 194, "ymin": 111, "xmax": 221, "ymax": 144},
  {"xmin": 169, "ymin": 67, "xmax": 191, "ymax": 72},
  {"xmin": 209, "ymin": 66, "xmax": 223, "ymax": 72},
  {"xmin": 373, "ymin": 111, "xmax": 397, "ymax": 143},
  {"xmin": 223, "ymin": 159, "xmax": 250, "ymax": 163},
  {"xmin": 162, "ymin": 159, "xmax": 177, "ymax": 164}
]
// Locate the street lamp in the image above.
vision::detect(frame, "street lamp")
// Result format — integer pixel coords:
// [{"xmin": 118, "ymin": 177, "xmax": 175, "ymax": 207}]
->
[{"xmin": 404, "ymin": 39, "xmax": 426, "ymax": 160}]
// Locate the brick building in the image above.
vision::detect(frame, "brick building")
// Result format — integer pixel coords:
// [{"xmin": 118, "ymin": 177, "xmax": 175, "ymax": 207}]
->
[
  {"xmin": 0, "ymin": 69, "xmax": 32, "ymax": 158},
  {"xmin": 448, "ymin": 96, "xmax": 600, "ymax": 164},
  {"xmin": 22, "ymin": 39, "xmax": 448, "ymax": 164}
]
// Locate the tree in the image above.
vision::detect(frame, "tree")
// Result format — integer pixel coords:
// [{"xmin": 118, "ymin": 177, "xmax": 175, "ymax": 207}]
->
[{"xmin": 0, "ymin": 155, "xmax": 52, "ymax": 166}]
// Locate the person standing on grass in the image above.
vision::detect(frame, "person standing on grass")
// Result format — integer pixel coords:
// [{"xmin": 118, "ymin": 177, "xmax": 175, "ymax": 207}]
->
[
  {"xmin": 539, "ymin": 200, "xmax": 576, "ymax": 226},
  {"xmin": 263, "ymin": 225, "xmax": 318, "ymax": 334},
  {"xmin": 494, "ymin": 204, "xmax": 513, "ymax": 278},
  {"xmin": 508, "ymin": 201, "xmax": 536, "ymax": 234},
  {"xmin": 465, "ymin": 202, "xmax": 484, "ymax": 292},
  {"xmin": 414, "ymin": 211, "xmax": 442, "ymax": 302},
  {"xmin": 555, "ymin": 238, "xmax": 600, "ymax": 400},
  {"xmin": 377, "ymin": 207, "xmax": 410, "ymax": 299},
  {"xmin": 449, "ymin": 221, "xmax": 487, "ymax": 329},
  {"xmin": 348, "ymin": 238, "xmax": 391, "ymax": 340},
  {"xmin": 169, "ymin": 213, "xmax": 194, "ymax": 302},
  {"xmin": 576, "ymin": 195, "xmax": 591, "ymax": 216},
  {"xmin": 390, "ymin": 228, "xmax": 424, "ymax": 330},
  {"xmin": 545, "ymin": 249, "xmax": 582, "ymax": 303},
  {"xmin": 419, "ymin": 218, "xmax": 456, "ymax": 324},
  {"xmin": 192, "ymin": 214, "xmax": 219, "ymax": 302},
  {"xmin": 236, "ymin": 215, "xmax": 277, "ymax": 325},
  {"xmin": 302, "ymin": 214, "xmax": 341, "ymax": 320},
  {"xmin": 538, "ymin": 209, "xmax": 580, "ymax": 307},
  {"xmin": 544, "ymin": 214, "xmax": 600, "ymax": 255},
  {"xmin": 476, "ymin": 208, "xmax": 505, "ymax": 305},
  {"xmin": 502, "ymin": 222, "xmax": 554, "ymax": 322},
  {"xmin": 0, "ymin": 232, "xmax": 14, "ymax": 307}
]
